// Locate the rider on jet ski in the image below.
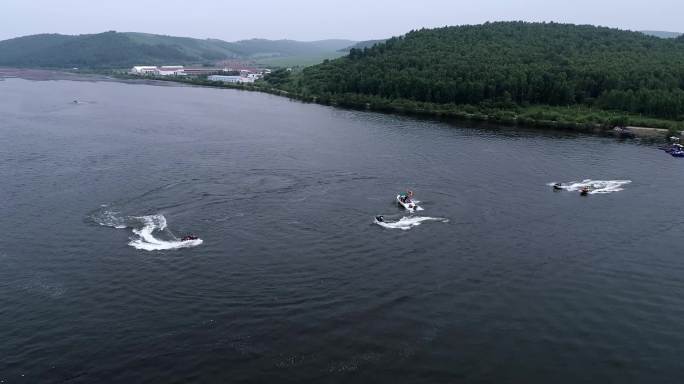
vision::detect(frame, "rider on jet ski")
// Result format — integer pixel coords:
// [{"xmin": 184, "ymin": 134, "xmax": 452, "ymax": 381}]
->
[{"xmin": 400, "ymin": 190, "xmax": 414, "ymax": 204}]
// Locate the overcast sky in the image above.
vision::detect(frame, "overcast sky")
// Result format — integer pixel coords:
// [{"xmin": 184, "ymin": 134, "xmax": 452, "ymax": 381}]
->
[{"xmin": 1, "ymin": 0, "xmax": 681, "ymax": 42}]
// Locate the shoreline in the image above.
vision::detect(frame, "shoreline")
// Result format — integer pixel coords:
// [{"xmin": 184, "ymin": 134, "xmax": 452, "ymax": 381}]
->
[
  {"xmin": 124, "ymin": 73, "xmax": 681, "ymax": 140},
  {"xmin": 2, "ymin": 67, "xmax": 678, "ymax": 140}
]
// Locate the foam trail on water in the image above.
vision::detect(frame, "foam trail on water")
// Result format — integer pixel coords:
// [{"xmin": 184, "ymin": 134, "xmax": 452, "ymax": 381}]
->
[
  {"xmin": 90, "ymin": 207, "xmax": 202, "ymax": 251},
  {"xmin": 128, "ymin": 215, "xmax": 203, "ymax": 251},
  {"xmin": 375, "ymin": 216, "xmax": 448, "ymax": 231},
  {"xmin": 548, "ymin": 180, "xmax": 632, "ymax": 194},
  {"xmin": 92, "ymin": 208, "xmax": 127, "ymax": 229}
]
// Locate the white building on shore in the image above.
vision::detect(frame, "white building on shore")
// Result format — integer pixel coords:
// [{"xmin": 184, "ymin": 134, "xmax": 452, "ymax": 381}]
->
[
  {"xmin": 129, "ymin": 65, "xmax": 185, "ymax": 76},
  {"xmin": 130, "ymin": 66, "xmax": 158, "ymax": 75},
  {"xmin": 129, "ymin": 65, "xmax": 270, "ymax": 80},
  {"xmin": 157, "ymin": 66, "xmax": 185, "ymax": 76},
  {"xmin": 207, "ymin": 75, "xmax": 255, "ymax": 84}
]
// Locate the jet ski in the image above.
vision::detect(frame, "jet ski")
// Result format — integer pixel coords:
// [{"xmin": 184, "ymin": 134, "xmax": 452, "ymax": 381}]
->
[
  {"xmin": 397, "ymin": 195, "xmax": 419, "ymax": 212},
  {"xmin": 663, "ymin": 144, "xmax": 684, "ymax": 154},
  {"xmin": 553, "ymin": 183, "xmax": 564, "ymax": 191},
  {"xmin": 181, "ymin": 235, "xmax": 199, "ymax": 241},
  {"xmin": 580, "ymin": 187, "xmax": 590, "ymax": 196},
  {"xmin": 671, "ymin": 150, "xmax": 684, "ymax": 157}
]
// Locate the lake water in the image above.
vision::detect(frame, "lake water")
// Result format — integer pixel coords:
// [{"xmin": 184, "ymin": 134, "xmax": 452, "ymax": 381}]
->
[{"xmin": 2, "ymin": 77, "xmax": 684, "ymax": 383}]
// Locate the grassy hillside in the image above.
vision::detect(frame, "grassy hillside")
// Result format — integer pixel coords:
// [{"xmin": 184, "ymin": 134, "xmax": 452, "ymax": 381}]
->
[
  {"xmin": 276, "ymin": 22, "xmax": 684, "ymax": 126},
  {"xmin": 255, "ymin": 52, "xmax": 347, "ymax": 68},
  {"xmin": 307, "ymin": 39, "xmax": 359, "ymax": 52},
  {"xmin": 230, "ymin": 39, "xmax": 354, "ymax": 58},
  {"xmin": 0, "ymin": 32, "xmax": 356, "ymax": 68}
]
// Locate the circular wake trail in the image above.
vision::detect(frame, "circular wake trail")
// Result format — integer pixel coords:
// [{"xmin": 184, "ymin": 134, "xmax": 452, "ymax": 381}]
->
[
  {"xmin": 90, "ymin": 208, "xmax": 202, "ymax": 251},
  {"xmin": 128, "ymin": 215, "xmax": 203, "ymax": 251}
]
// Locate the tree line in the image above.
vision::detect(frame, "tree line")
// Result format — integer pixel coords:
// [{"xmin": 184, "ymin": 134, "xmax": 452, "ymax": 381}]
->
[{"xmin": 273, "ymin": 22, "xmax": 684, "ymax": 121}]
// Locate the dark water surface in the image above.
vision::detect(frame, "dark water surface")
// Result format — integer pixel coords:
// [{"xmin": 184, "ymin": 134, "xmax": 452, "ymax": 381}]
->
[{"xmin": 2, "ymin": 78, "xmax": 684, "ymax": 383}]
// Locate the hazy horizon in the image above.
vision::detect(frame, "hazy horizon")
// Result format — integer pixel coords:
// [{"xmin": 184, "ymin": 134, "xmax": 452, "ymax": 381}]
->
[{"xmin": 1, "ymin": 0, "xmax": 682, "ymax": 42}]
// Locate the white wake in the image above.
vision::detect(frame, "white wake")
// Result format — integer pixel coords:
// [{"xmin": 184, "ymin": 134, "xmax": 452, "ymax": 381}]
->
[
  {"xmin": 549, "ymin": 180, "xmax": 632, "ymax": 194},
  {"xmin": 92, "ymin": 208, "xmax": 127, "ymax": 229},
  {"xmin": 91, "ymin": 208, "xmax": 202, "ymax": 251},
  {"xmin": 375, "ymin": 216, "xmax": 449, "ymax": 231},
  {"xmin": 128, "ymin": 215, "xmax": 203, "ymax": 251}
]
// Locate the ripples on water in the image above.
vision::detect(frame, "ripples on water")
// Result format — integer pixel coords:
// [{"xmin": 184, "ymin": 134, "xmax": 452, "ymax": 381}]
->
[{"xmin": 1, "ymin": 78, "xmax": 684, "ymax": 383}]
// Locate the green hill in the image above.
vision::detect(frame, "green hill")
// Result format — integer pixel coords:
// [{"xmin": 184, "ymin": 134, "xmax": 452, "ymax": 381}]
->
[
  {"xmin": 123, "ymin": 33, "xmax": 239, "ymax": 60},
  {"xmin": 280, "ymin": 22, "xmax": 684, "ymax": 124},
  {"xmin": 0, "ymin": 32, "xmax": 356, "ymax": 68},
  {"xmin": 0, "ymin": 32, "xmax": 209, "ymax": 68}
]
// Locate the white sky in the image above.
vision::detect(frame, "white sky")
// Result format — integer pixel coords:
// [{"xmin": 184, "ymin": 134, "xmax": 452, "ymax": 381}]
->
[{"xmin": 1, "ymin": 0, "xmax": 681, "ymax": 41}]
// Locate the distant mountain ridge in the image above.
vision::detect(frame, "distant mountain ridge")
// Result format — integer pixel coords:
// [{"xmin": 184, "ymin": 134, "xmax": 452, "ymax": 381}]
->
[
  {"xmin": 339, "ymin": 39, "xmax": 388, "ymax": 52},
  {"xmin": 640, "ymin": 30, "xmax": 682, "ymax": 38},
  {"xmin": 230, "ymin": 38, "xmax": 355, "ymax": 58},
  {"xmin": 0, "ymin": 31, "xmax": 356, "ymax": 68}
]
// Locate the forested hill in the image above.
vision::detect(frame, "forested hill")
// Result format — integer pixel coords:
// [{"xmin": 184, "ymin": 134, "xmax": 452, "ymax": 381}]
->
[
  {"xmin": 286, "ymin": 22, "xmax": 684, "ymax": 120},
  {"xmin": 0, "ymin": 32, "xmax": 355, "ymax": 68},
  {"xmin": 0, "ymin": 32, "xmax": 233, "ymax": 68}
]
